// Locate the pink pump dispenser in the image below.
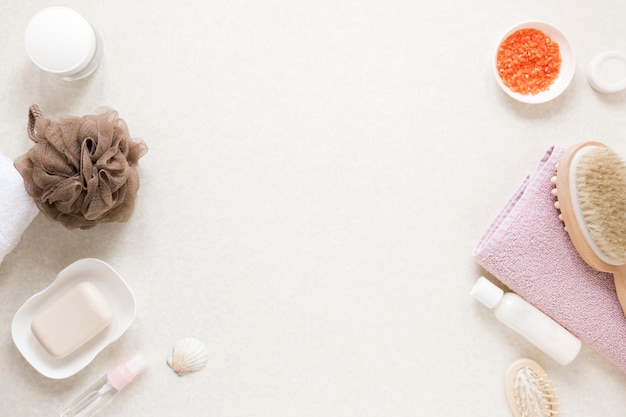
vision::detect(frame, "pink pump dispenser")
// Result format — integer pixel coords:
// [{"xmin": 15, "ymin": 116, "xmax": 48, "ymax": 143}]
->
[
  {"xmin": 60, "ymin": 355, "xmax": 146, "ymax": 417},
  {"xmin": 107, "ymin": 355, "xmax": 146, "ymax": 390}
]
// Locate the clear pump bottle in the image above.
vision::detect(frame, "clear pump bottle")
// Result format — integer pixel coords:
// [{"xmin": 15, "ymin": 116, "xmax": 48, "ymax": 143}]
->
[
  {"xmin": 60, "ymin": 355, "xmax": 146, "ymax": 417},
  {"xmin": 471, "ymin": 277, "xmax": 581, "ymax": 365}
]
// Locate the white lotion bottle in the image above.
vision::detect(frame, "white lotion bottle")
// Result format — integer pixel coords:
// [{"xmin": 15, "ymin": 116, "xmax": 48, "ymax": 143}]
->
[
  {"xmin": 60, "ymin": 355, "xmax": 146, "ymax": 417},
  {"xmin": 471, "ymin": 277, "xmax": 581, "ymax": 365}
]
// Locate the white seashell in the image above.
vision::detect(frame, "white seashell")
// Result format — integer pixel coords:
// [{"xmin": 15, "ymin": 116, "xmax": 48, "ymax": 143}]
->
[{"xmin": 166, "ymin": 337, "xmax": 208, "ymax": 376}]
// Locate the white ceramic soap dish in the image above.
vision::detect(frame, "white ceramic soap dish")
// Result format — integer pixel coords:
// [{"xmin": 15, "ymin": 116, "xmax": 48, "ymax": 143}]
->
[{"xmin": 12, "ymin": 258, "xmax": 136, "ymax": 379}]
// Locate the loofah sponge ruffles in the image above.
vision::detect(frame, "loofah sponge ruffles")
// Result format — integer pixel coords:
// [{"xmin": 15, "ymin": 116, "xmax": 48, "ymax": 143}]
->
[{"xmin": 14, "ymin": 105, "xmax": 148, "ymax": 229}]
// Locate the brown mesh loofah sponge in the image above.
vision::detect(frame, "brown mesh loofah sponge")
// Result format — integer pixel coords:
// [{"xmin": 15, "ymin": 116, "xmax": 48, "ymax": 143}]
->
[{"xmin": 14, "ymin": 105, "xmax": 148, "ymax": 229}]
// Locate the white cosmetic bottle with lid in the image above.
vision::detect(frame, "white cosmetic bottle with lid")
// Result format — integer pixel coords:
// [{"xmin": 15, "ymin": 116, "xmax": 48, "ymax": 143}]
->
[
  {"xmin": 587, "ymin": 51, "xmax": 626, "ymax": 93},
  {"xmin": 471, "ymin": 277, "xmax": 581, "ymax": 365},
  {"xmin": 25, "ymin": 7, "xmax": 103, "ymax": 81}
]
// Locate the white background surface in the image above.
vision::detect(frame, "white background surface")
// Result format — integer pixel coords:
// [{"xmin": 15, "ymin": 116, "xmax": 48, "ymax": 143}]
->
[{"xmin": 1, "ymin": 0, "xmax": 626, "ymax": 415}]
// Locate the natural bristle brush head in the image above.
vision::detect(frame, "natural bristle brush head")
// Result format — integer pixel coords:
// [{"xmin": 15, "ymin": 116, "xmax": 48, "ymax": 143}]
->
[
  {"xmin": 575, "ymin": 146, "xmax": 626, "ymax": 263},
  {"xmin": 505, "ymin": 359, "xmax": 558, "ymax": 417},
  {"xmin": 552, "ymin": 141, "xmax": 626, "ymax": 316}
]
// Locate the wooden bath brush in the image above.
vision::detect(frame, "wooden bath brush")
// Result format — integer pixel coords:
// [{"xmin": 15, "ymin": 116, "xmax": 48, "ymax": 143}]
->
[
  {"xmin": 552, "ymin": 141, "xmax": 626, "ymax": 316},
  {"xmin": 505, "ymin": 358, "xmax": 558, "ymax": 417}
]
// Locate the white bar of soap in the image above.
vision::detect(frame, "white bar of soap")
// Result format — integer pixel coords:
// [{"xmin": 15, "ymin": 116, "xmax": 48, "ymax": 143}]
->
[{"xmin": 31, "ymin": 281, "xmax": 114, "ymax": 358}]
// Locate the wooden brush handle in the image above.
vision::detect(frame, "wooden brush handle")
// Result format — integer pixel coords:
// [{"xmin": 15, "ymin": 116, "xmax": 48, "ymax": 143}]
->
[{"xmin": 613, "ymin": 267, "xmax": 626, "ymax": 317}]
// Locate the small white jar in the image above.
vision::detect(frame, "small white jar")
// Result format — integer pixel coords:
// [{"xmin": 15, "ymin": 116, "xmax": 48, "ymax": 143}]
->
[
  {"xmin": 25, "ymin": 7, "xmax": 103, "ymax": 81},
  {"xmin": 587, "ymin": 51, "xmax": 626, "ymax": 93}
]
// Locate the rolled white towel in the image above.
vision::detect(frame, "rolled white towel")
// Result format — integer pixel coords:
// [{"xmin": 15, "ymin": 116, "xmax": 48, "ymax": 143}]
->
[{"xmin": 0, "ymin": 152, "xmax": 38, "ymax": 265}]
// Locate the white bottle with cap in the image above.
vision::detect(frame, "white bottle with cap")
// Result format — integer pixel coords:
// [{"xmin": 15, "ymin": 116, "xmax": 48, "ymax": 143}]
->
[
  {"xmin": 471, "ymin": 277, "xmax": 581, "ymax": 365},
  {"xmin": 25, "ymin": 7, "xmax": 103, "ymax": 81}
]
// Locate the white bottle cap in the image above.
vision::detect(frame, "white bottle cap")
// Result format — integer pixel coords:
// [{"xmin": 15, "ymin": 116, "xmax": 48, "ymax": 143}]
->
[
  {"xmin": 470, "ymin": 277, "xmax": 504, "ymax": 309},
  {"xmin": 587, "ymin": 51, "xmax": 626, "ymax": 93},
  {"xmin": 125, "ymin": 354, "xmax": 147, "ymax": 376},
  {"xmin": 25, "ymin": 7, "xmax": 96, "ymax": 77}
]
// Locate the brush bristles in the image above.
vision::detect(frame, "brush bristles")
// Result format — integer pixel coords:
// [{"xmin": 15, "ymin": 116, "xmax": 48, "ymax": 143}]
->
[
  {"xmin": 513, "ymin": 367, "xmax": 559, "ymax": 416},
  {"xmin": 577, "ymin": 147, "xmax": 626, "ymax": 263}
]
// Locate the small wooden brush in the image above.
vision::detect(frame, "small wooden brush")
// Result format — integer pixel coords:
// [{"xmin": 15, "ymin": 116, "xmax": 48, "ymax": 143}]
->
[
  {"xmin": 505, "ymin": 359, "xmax": 559, "ymax": 417},
  {"xmin": 552, "ymin": 141, "xmax": 626, "ymax": 316}
]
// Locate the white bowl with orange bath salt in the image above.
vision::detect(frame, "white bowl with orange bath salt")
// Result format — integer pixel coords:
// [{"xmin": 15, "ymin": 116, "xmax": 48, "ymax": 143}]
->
[
  {"xmin": 494, "ymin": 21, "xmax": 575, "ymax": 104},
  {"xmin": 11, "ymin": 258, "xmax": 136, "ymax": 379}
]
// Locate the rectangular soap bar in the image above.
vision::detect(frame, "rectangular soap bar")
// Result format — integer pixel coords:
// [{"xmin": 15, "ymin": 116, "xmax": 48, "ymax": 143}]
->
[{"xmin": 31, "ymin": 281, "xmax": 114, "ymax": 358}]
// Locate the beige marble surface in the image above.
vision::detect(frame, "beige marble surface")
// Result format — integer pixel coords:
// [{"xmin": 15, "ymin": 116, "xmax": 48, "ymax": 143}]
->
[{"xmin": 1, "ymin": 0, "xmax": 626, "ymax": 415}]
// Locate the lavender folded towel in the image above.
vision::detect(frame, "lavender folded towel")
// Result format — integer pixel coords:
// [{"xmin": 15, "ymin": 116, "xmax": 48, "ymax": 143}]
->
[
  {"xmin": 473, "ymin": 146, "xmax": 626, "ymax": 372},
  {"xmin": 0, "ymin": 152, "xmax": 38, "ymax": 265}
]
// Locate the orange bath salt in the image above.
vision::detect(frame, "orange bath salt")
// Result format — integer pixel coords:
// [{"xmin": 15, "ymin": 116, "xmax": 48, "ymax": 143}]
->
[{"xmin": 496, "ymin": 28, "xmax": 562, "ymax": 95}]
